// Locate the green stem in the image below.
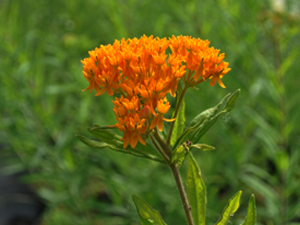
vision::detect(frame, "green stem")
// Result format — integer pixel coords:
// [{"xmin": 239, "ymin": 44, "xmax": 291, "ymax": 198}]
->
[
  {"xmin": 170, "ymin": 164, "xmax": 195, "ymax": 225},
  {"xmin": 153, "ymin": 127, "xmax": 172, "ymax": 157},
  {"xmin": 152, "ymin": 130, "xmax": 194, "ymax": 225},
  {"xmin": 150, "ymin": 134, "xmax": 170, "ymax": 164},
  {"xmin": 167, "ymin": 86, "xmax": 188, "ymax": 145}
]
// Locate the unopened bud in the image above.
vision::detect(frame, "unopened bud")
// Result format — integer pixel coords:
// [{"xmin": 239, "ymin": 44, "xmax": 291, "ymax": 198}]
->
[{"xmin": 142, "ymin": 105, "xmax": 152, "ymax": 119}]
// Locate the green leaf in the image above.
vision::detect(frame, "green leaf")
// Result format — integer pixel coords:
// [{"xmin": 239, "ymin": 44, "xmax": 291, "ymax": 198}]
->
[
  {"xmin": 88, "ymin": 125, "xmax": 162, "ymax": 158},
  {"xmin": 132, "ymin": 194, "xmax": 167, "ymax": 225},
  {"xmin": 75, "ymin": 135, "xmax": 165, "ymax": 164},
  {"xmin": 92, "ymin": 123, "xmax": 117, "ymax": 129},
  {"xmin": 241, "ymin": 194, "xmax": 256, "ymax": 225},
  {"xmin": 172, "ymin": 115, "xmax": 207, "ymax": 151},
  {"xmin": 186, "ymin": 152, "xmax": 206, "ymax": 225},
  {"xmin": 172, "ymin": 92, "xmax": 229, "ymax": 150},
  {"xmin": 173, "ymin": 89, "xmax": 240, "ymax": 150},
  {"xmin": 188, "ymin": 92, "xmax": 231, "ymax": 129},
  {"xmin": 170, "ymin": 99, "xmax": 186, "ymax": 147},
  {"xmin": 170, "ymin": 144, "xmax": 188, "ymax": 165},
  {"xmin": 223, "ymin": 89, "xmax": 240, "ymax": 113},
  {"xmin": 76, "ymin": 134, "xmax": 138, "ymax": 154},
  {"xmin": 192, "ymin": 89, "xmax": 240, "ymax": 144},
  {"xmin": 190, "ymin": 144, "xmax": 215, "ymax": 151},
  {"xmin": 215, "ymin": 191, "xmax": 242, "ymax": 225},
  {"xmin": 88, "ymin": 126, "xmax": 123, "ymax": 147}
]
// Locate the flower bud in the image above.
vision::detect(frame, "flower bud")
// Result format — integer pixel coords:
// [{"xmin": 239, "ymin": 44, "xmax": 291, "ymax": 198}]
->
[{"xmin": 142, "ymin": 105, "xmax": 152, "ymax": 119}]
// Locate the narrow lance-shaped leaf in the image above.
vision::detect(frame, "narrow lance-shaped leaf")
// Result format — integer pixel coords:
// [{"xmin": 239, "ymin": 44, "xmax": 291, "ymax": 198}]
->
[
  {"xmin": 76, "ymin": 134, "xmax": 121, "ymax": 150},
  {"xmin": 172, "ymin": 92, "xmax": 232, "ymax": 151},
  {"xmin": 88, "ymin": 125, "xmax": 161, "ymax": 158},
  {"xmin": 190, "ymin": 144, "xmax": 215, "ymax": 151},
  {"xmin": 241, "ymin": 194, "xmax": 256, "ymax": 225},
  {"xmin": 223, "ymin": 89, "xmax": 240, "ymax": 113},
  {"xmin": 175, "ymin": 89, "xmax": 240, "ymax": 150},
  {"xmin": 92, "ymin": 123, "xmax": 116, "ymax": 129},
  {"xmin": 132, "ymin": 194, "xmax": 167, "ymax": 225},
  {"xmin": 87, "ymin": 127, "xmax": 123, "ymax": 146},
  {"xmin": 75, "ymin": 135, "xmax": 165, "ymax": 164},
  {"xmin": 191, "ymin": 113, "xmax": 223, "ymax": 144},
  {"xmin": 172, "ymin": 116, "xmax": 207, "ymax": 151},
  {"xmin": 173, "ymin": 89, "xmax": 240, "ymax": 151},
  {"xmin": 186, "ymin": 152, "xmax": 206, "ymax": 225},
  {"xmin": 188, "ymin": 92, "xmax": 231, "ymax": 129},
  {"xmin": 215, "ymin": 191, "xmax": 242, "ymax": 225},
  {"xmin": 191, "ymin": 89, "xmax": 240, "ymax": 144},
  {"xmin": 170, "ymin": 99, "xmax": 186, "ymax": 147}
]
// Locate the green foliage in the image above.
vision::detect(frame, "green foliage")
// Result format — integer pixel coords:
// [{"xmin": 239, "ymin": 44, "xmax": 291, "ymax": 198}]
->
[
  {"xmin": 132, "ymin": 194, "xmax": 167, "ymax": 225},
  {"xmin": 186, "ymin": 152, "xmax": 206, "ymax": 225},
  {"xmin": 215, "ymin": 191, "xmax": 242, "ymax": 225},
  {"xmin": 77, "ymin": 90, "xmax": 253, "ymax": 225},
  {"xmin": 170, "ymin": 84, "xmax": 186, "ymax": 147},
  {"xmin": 170, "ymin": 143, "xmax": 189, "ymax": 165},
  {"xmin": 88, "ymin": 125, "xmax": 161, "ymax": 158},
  {"xmin": 173, "ymin": 89, "xmax": 240, "ymax": 150},
  {"xmin": 76, "ymin": 125, "xmax": 165, "ymax": 164},
  {"xmin": 241, "ymin": 194, "xmax": 257, "ymax": 225},
  {"xmin": 170, "ymin": 99, "xmax": 186, "ymax": 147},
  {"xmin": 190, "ymin": 144, "xmax": 215, "ymax": 151},
  {"xmin": 185, "ymin": 150, "xmax": 254, "ymax": 225},
  {"xmin": 1, "ymin": 0, "xmax": 300, "ymax": 224},
  {"xmin": 76, "ymin": 134, "xmax": 165, "ymax": 164}
]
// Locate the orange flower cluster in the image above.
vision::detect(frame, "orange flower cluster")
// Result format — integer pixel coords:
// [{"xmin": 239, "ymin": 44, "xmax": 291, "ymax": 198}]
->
[{"xmin": 81, "ymin": 35, "xmax": 230, "ymax": 148}]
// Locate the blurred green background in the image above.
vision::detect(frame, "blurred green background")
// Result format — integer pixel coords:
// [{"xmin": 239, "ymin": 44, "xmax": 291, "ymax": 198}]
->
[{"xmin": 1, "ymin": 0, "xmax": 300, "ymax": 224}]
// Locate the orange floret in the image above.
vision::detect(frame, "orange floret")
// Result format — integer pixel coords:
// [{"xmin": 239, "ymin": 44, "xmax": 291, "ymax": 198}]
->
[
  {"xmin": 115, "ymin": 113, "xmax": 147, "ymax": 148},
  {"xmin": 150, "ymin": 99, "xmax": 175, "ymax": 131}
]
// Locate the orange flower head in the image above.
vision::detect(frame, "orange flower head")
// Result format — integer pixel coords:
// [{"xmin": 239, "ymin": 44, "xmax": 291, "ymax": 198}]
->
[{"xmin": 81, "ymin": 35, "xmax": 230, "ymax": 148}]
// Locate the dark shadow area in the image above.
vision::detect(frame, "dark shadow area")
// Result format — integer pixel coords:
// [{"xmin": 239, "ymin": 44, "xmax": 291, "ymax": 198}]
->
[{"xmin": 0, "ymin": 148, "xmax": 45, "ymax": 225}]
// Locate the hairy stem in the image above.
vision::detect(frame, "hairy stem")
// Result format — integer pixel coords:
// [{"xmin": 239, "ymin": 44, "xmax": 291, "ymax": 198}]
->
[
  {"xmin": 170, "ymin": 164, "xmax": 195, "ymax": 225},
  {"xmin": 150, "ymin": 80, "xmax": 194, "ymax": 224}
]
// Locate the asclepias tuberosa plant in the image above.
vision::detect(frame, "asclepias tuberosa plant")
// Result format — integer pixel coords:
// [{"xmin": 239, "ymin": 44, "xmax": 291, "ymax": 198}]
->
[{"xmin": 76, "ymin": 35, "xmax": 257, "ymax": 225}]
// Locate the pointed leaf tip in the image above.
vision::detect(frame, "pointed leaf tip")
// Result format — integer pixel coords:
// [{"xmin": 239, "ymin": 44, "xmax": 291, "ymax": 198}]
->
[
  {"xmin": 215, "ymin": 191, "xmax": 242, "ymax": 225},
  {"xmin": 224, "ymin": 89, "xmax": 240, "ymax": 113},
  {"xmin": 190, "ymin": 144, "xmax": 215, "ymax": 151},
  {"xmin": 241, "ymin": 194, "xmax": 256, "ymax": 225},
  {"xmin": 132, "ymin": 194, "xmax": 167, "ymax": 225},
  {"xmin": 170, "ymin": 98, "xmax": 186, "ymax": 147},
  {"xmin": 173, "ymin": 90, "xmax": 240, "ymax": 150},
  {"xmin": 76, "ymin": 134, "xmax": 165, "ymax": 164}
]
